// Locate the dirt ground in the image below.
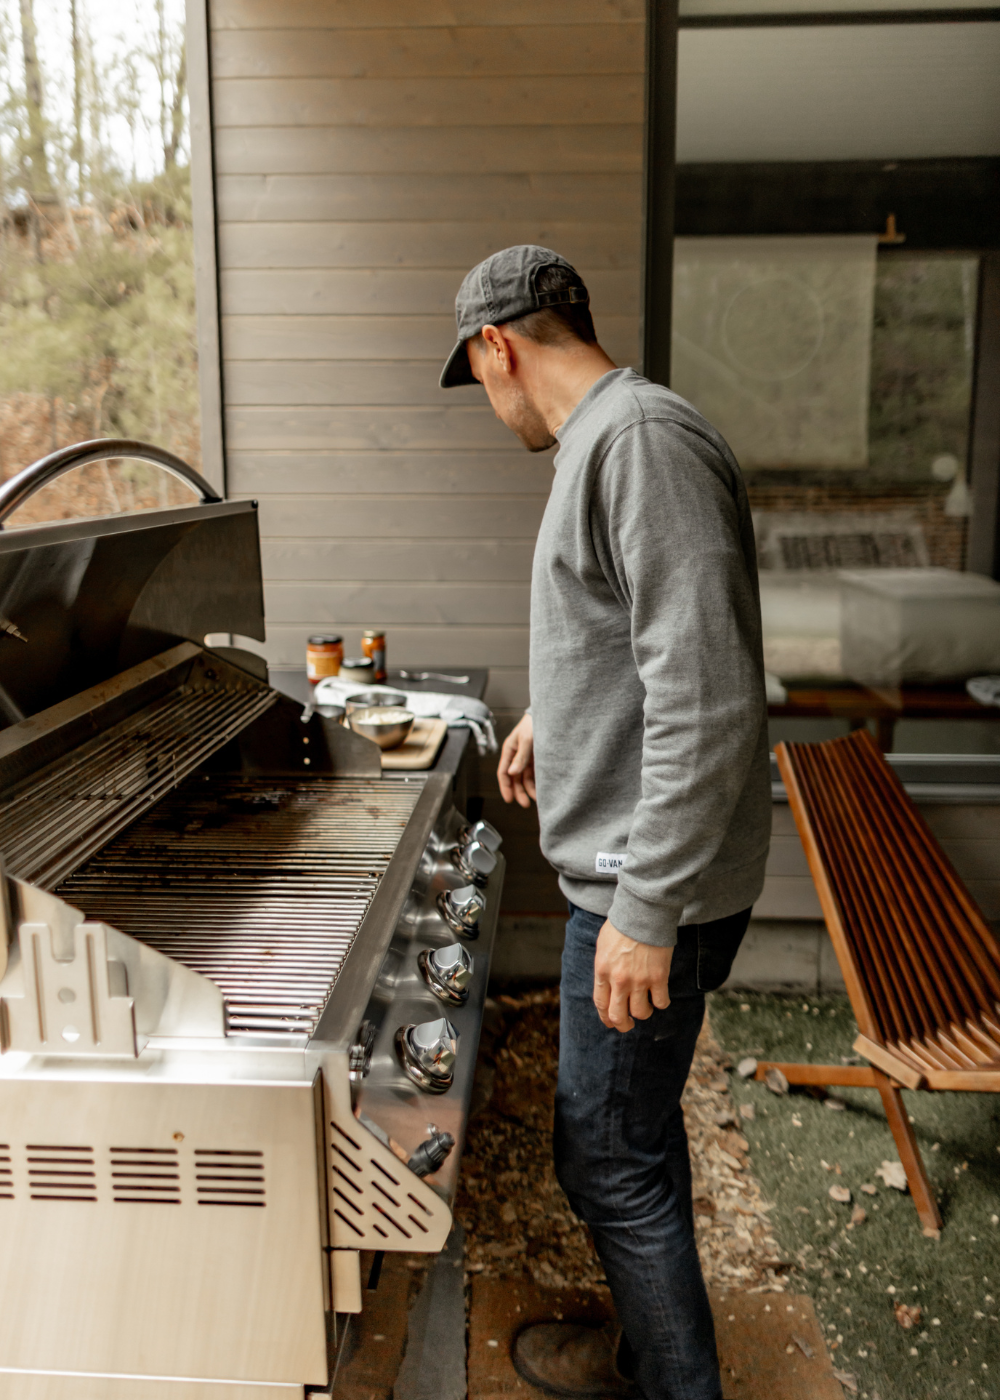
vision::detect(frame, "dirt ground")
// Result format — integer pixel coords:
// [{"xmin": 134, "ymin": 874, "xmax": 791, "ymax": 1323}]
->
[{"xmin": 455, "ymin": 988, "xmax": 789, "ymax": 1298}]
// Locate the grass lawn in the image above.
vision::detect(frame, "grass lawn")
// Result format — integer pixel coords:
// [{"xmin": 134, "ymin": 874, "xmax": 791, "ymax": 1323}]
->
[{"xmin": 709, "ymin": 991, "xmax": 1000, "ymax": 1400}]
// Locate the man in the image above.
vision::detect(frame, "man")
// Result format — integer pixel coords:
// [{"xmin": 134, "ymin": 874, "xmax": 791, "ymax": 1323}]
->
[{"xmin": 440, "ymin": 246, "xmax": 771, "ymax": 1400}]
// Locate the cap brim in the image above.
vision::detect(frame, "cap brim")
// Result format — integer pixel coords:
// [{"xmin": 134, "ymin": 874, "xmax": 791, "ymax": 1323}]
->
[{"xmin": 439, "ymin": 338, "xmax": 476, "ymax": 389}]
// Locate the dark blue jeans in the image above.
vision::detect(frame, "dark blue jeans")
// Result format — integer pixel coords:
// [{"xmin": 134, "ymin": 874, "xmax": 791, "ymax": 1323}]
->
[{"xmin": 554, "ymin": 902, "xmax": 751, "ymax": 1400}]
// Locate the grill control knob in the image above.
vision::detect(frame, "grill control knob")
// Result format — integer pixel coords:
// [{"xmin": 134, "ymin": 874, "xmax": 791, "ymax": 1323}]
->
[
  {"xmin": 418, "ymin": 942, "xmax": 474, "ymax": 1004},
  {"xmin": 436, "ymin": 883, "xmax": 486, "ymax": 937},
  {"xmin": 394, "ymin": 1017, "xmax": 459, "ymax": 1094},
  {"xmin": 461, "ymin": 819, "xmax": 503, "ymax": 853},
  {"xmin": 451, "ymin": 838, "xmax": 497, "ymax": 886}
]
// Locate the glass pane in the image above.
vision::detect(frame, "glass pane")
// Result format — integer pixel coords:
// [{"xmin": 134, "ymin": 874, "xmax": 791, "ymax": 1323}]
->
[{"xmin": 0, "ymin": 0, "xmax": 199, "ymax": 528}]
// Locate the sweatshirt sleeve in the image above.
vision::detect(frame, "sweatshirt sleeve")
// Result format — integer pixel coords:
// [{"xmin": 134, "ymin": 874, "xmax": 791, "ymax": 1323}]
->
[{"xmin": 596, "ymin": 418, "xmax": 766, "ymax": 947}]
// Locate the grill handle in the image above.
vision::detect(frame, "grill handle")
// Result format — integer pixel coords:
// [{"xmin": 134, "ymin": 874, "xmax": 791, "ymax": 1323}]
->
[{"xmin": 0, "ymin": 437, "xmax": 222, "ymax": 527}]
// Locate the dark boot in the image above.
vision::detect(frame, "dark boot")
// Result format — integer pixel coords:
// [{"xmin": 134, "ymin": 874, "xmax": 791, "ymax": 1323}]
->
[{"xmin": 512, "ymin": 1322, "xmax": 638, "ymax": 1399}]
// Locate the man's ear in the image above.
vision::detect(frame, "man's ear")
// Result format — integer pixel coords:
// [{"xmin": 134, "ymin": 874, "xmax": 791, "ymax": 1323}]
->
[{"xmin": 481, "ymin": 324, "xmax": 514, "ymax": 375}]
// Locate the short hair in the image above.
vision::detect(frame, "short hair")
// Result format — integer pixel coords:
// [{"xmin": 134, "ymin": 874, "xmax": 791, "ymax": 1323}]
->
[{"xmin": 472, "ymin": 264, "xmax": 597, "ymax": 354}]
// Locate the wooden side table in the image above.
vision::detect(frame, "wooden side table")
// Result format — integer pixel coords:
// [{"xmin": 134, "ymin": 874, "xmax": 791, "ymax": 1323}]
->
[{"xmin": 768, "ymin": 684, "xmax": 1000, "ymax": 751}]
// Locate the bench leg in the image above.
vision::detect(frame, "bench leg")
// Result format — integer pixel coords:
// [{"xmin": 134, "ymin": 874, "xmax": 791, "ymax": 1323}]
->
[
  {"xmin": 874, "ymin": 1070, "xmax": 942, "ymax": 1237},
  {"xmin": 754, "ymin": 1061, "xmax": 878, "ymax": 1088}
]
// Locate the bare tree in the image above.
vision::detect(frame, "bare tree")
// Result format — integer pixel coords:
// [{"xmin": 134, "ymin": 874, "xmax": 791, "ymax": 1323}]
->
[
  {"xmin": 164, "ymin": 45, "xmax": 185, "ymax": 170},
  {"xmin": 69, "ymin": 0, "xmax": 84, "ymax": 202},
  {"xmin": 18, "ymin": 0, "xmax": 53, "ymax": 204}
]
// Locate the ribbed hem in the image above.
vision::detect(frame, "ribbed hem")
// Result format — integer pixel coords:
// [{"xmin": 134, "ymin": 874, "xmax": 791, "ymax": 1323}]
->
[{"xmin": 608, "ymin": 886, "xmax": 682, "ymax": 948}]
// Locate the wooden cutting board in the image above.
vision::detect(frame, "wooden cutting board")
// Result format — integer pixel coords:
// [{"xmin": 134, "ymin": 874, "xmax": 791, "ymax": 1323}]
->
[{"xmin": 380, "ymin": 717, "xmax": 448, "ymax": 770}]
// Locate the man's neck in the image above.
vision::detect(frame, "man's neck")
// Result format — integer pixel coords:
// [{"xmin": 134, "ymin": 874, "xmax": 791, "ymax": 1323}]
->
[{"xmin": 529, "ymin": 343, "xmax": 619, "ymax": 437}]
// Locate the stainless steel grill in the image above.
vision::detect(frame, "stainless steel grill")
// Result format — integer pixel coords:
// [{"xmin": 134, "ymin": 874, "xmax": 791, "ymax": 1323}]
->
[
  {"xmin": 0, "ymin": 682, "xmax": 277, "ymax": 889},
  {"xmin": 58, "ymin": 775, "xmax": 424, "ymax": 1037},
  {"xmin": 0, "ymin": 480, "xmax": 505, "ymax": 1399}
]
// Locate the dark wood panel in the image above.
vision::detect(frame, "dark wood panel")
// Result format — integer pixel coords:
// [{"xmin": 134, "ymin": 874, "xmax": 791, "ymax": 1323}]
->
[{"xmin": 675, "ymin": 157, "xmax": 1000, "ymax": 247}]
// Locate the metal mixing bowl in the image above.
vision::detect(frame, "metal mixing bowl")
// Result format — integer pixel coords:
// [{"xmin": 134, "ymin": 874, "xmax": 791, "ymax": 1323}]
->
[
  {"xmin": 344, "ymin": 689, "xmax": 407, "ymax": 715},
  {"xmin": 348, "ymin": 705, "xmax": 415, "ymax": 750}
]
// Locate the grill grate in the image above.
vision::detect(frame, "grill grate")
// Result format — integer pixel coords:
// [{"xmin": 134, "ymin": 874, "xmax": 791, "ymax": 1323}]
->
[
  {"xmin": 0, "ymin": 683, "xmax": 277, "ymax": 889},
  {"xmin": 58, "ymin": 775, "xmax": 423, "ymax": 1038}
]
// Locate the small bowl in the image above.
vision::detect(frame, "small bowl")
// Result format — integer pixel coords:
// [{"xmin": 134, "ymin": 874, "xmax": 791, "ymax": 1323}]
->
[
  {"xmin": 344, "ymin": 689, "xmax": 407, "ymax": 715},
  {"xmin": 348, "ymin": 705, "xmax": 415, "ymax": 750},
  {"xmin": 339, "ymin": 658, "xmax": 376, "ymax": 684}
]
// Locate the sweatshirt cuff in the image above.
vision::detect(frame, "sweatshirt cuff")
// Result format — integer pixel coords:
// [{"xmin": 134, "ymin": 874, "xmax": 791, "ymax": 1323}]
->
[{"xmin": 608, "ymin": 886, "xmax": 680, "ymax": 948}]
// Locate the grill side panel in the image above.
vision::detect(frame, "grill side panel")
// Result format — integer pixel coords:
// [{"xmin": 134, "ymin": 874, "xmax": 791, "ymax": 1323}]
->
[{"xmin": 0, "ymin": 1079, "xmax": 327, "ymax": 1385}]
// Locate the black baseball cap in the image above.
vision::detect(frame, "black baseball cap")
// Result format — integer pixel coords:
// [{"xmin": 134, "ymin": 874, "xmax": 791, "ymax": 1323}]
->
[{"xmin": 439, "ymin": 245, "xmax": 590, "ymax": 389}]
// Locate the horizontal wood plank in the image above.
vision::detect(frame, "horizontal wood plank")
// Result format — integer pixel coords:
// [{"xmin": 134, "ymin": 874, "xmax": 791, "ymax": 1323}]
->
[
  {"xmin": 229, "ymin": 449, "xmax": 554, "ymax": 493},
  {"xmin": 225, "ymin": 362, "xmax": 485, "ymax": 406},
  {"xmin": 222, "ymin": 314, "xmax": 640, "ymax": 363},
  {"xmin": 219, "ymin": 266, "xmax": 638, "ymax": 316},
  {"xmin": 227, "ymin": 404, "xmax": 518, "ymax": 450},
  {"xmin": 250, "ymin": 494, "xmax": 548, "ymax": 537},
  {"xmin": 260, "ymin": 538, "xmax": 537, "ymax": 582},
  {"xmin": 264, "ymin": 580, "xmax": 529, "ymax": 624},
  {"xmin": 216, "ymin": 172, "xmax": 642, "ymax": 223},
  {"xmin": 483, "ymin": 668, "xmax": 530, "ymax": 711},
  {"xmin": 212, "ymin": 25, "xmax": 642, "ymax": 79},
  {"xmin": 212, "ymin": 0, "xmax": 645, "ymax": 32},
  {"xmin": 255, "ymin": 623, "xmax": 529, "ymax": 668},
  {"xmin": 212, "ymin": 76, "xmax": 643, "ymax": 127},
  {"xmin": 218, "ymin": 220, "xmax": 640, "ymax": 270},
  {"xmin": 214, "ymin": 124, "xmax": 643, "ymax": 176}
]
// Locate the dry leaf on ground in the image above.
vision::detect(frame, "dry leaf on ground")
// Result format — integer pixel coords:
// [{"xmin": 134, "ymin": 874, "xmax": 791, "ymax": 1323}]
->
[
  {"xmin": 739, "ymin": 1103, "xmax": 756, "ymax": 1122},
  {"xmin": 875, "ymin": 1160, "xmax": 908, "ymax": 1191},
  {"xmin": 456, "ymin": 993, "xmax": 785, "ymax": 1296},
  {"xmin": 764, "ymin": 1067, "xmax": 790, "ymax": 1095},
  {"xmin": 833, "ymin": 1367, "xmax": 858, "ymax": 1393},
  {"xmin": 737, "ymin": 1057, "xmax": 758, "ymax": 1078},
  {"xmin": 893, "ymin": 1302, "xmax": 922, "ymax": 1329},
  {"xmin": 860, "ymin": 1183, "xmax": 877, "ymax": 1196},
  {"xmin": 829, "ymin": 1185, "xmax": 852, "ymax": 1204},
  {"xmin": 850, "ymin": 1205, "xmax": 867, "ymax": 1225}
]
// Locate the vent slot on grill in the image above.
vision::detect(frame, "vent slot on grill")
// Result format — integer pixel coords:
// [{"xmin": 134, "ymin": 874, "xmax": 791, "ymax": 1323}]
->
[
  {"xmin": 27, "ymin": 1144, "xmax": 96, "ymax": 1201},
  {"xmin": 110, "ymin": 1147, "xmax": 180, "ymax": 1204},
  {"xmin": 195, "ymin": 1149, "xmax": 265, "ymax": 1207},
  {"xmin": 0, "ymin": 1144, "xmax": 12, "ymax": 1199},
  {"xmin": 330, "ymin": 1122, "xmax": 432, "ymax": 1245}
]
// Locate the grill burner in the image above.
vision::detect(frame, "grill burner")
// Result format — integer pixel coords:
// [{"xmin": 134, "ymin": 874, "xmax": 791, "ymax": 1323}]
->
[{"xmin": 58, "ymin": 775, "xmax": 424, "ymax": 1038}]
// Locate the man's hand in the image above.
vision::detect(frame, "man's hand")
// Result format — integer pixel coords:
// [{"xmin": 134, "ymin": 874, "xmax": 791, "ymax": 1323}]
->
[
  {"xmin": 497, "ymin": 713, "xmax": 536, "ymax": 808},
  {"xmin": 594, "ymin": 920, "xmax": 672, "ymax": 1032}
]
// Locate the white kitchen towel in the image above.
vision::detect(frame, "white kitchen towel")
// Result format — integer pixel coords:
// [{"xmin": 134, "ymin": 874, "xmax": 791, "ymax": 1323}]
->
[{"xmin": 312, "ymin": 679, "xmax": 498, "ymax": 754}]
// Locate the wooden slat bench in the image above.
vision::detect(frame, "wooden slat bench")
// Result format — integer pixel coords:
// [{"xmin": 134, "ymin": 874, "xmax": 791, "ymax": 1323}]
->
[{"xmin": 759, "ymin": 728, "xmax": 1000, "ymax": 1236}]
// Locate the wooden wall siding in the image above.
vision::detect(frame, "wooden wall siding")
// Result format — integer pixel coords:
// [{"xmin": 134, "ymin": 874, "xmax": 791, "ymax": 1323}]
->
[{"xmin": 213, "ymin": 0, "xmax": 644, "ymax": 711}]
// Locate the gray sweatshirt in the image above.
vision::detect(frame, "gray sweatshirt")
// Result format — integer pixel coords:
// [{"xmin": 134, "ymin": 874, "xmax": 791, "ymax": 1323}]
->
[{"xmin": 529, "ymin": 368, "xmax": 771, "ymax": 947}]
